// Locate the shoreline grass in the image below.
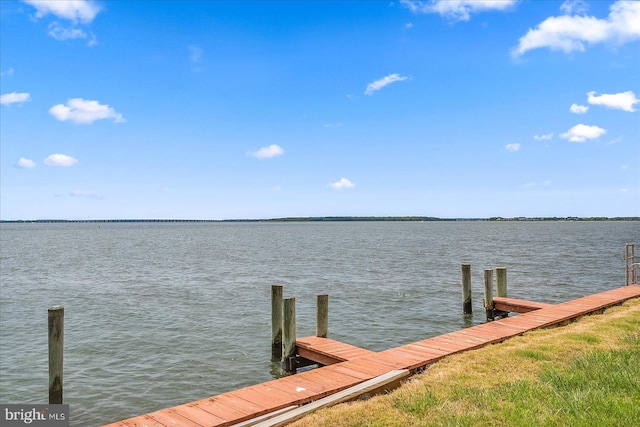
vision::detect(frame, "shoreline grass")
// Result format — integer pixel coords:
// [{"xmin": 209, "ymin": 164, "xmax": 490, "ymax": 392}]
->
[{"xmin": 290, "ymin": 297, "xmax": 640, "ymax": 427}]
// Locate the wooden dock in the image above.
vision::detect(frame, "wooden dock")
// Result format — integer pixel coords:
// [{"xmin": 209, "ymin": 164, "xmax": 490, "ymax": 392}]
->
[{"xmin": 101, "ymin": 285, "xmax": 640, "ymax": 427}]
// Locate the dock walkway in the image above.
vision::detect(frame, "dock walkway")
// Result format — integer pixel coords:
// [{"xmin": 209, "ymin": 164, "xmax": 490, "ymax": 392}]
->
[{"xmin": 102, "ymin": 285, "xmax": 640, "ymax": 427}]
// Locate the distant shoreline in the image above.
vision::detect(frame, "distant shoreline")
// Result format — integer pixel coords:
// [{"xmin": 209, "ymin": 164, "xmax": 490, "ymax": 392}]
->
[{"xmin": 1, "ymin": 216, "xmax": 638, "ymax": 223}]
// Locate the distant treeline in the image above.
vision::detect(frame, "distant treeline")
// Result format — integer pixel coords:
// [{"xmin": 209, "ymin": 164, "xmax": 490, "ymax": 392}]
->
[
  {"xmin": 488, "ymin": 217, "xmax": 640, "ymax": 222},
  {"xmin": 267, "ymin": 216, "xmax": 447, "ymax": 222},
  {"xmin": 2, "ymin": 216, "xmax": 638, "ymax": 223}
]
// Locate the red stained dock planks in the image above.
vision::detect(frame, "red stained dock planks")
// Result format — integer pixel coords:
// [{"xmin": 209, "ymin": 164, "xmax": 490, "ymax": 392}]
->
[
  {"xmin": 493, "ymin": 297, "xmax": 554, "ymax": 313},
  {"xmin": 101, "ymin": 285, "xmax": 640, "ymax": 427},
  {"xmin": 295, "ymin": 336, "xmax": 376, "ymax": 365}
]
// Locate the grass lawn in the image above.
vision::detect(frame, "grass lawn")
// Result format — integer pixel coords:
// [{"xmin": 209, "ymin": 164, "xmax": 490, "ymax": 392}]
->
[{"xmin": 290, "ymin": 297, "xmax": 640, "ymax": 427}]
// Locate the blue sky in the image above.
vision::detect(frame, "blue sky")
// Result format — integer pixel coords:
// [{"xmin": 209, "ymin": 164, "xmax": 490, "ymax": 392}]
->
[{"xmin": 1, "ymin": 0, "xmax": 639, "ymax": 220}]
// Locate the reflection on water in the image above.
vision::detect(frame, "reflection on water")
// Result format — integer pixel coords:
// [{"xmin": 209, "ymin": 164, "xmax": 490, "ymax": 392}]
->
[{"xmin": 462, "ymin": 314, "xmax": 474, "ymax": 329}]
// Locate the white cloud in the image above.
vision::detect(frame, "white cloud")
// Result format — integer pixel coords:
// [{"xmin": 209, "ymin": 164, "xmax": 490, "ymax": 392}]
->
[
  {"xmin": 44, "ymin": 154, "xmax": 78, "ymax": 167},
  {"xmin": 49, "ymin": 98, "xmax": 125, "ymax": 124},
  {"xmin": 249, "ymin": 144, "xmax": 284, "ymax": 159},
  {"xmin": 324, "ymin": 123, "xmax": 343, "ymax": 128},
  {"xmin": 17, "ymin": 158, "xmax": 36, "ymax": 169},
  {"xmin": 329, "ymin": 177, "xmax": 355, "ymax": 190},
  {"xmin": 364, "ymin": 73, "xmax": 409, "ymax": 95},
  {"xmin": 512, "ymin": 0, "xmax": 640, "ymax": 56},
  {"xmin": 70, "ymin": 190, "xmax": 103, "ymax": 200},
  {"xmin": 569, "ymin": 103, "xmax": 589, "ymax": 114},
  {"xmin": 534, "ymin": 133, "xmax": 554, "ymax": 140},
  {"xmin": 1, "ymin": 68, "xmax": 15, "ymax": 77},
  {"xmin": 189, "ymin": 45, "xmax": 204, "ymax": 63},
  {"xmin": 1, "ymin": 92, "xmax": 31, "ymax": 106},
  {"xmin": 587, "ymin": 90, "xmax": 639, "ymax": 112},
  {"xmin": 22, "ymin": 0, "xmax": 101, "ymax": 24},
  {"xmin": 24, "ymin": 1, "xmax": 99, "ymax": 44},
  {"xmin": 505, "ymin": 143, "xmax": 521, "ymax": 152},
  {"xmin": 560, "ymin": 124, "xmax": 606, "ymax": 142},
  {"xmin": 522, "ymin": 180, "xmax": 552, "ymax": 188},
  {"xmin": 560, "ymin": 0, "xmax": 589, "ymax": 15},
  {"xmin": 401, "ymin": 0, "xmax": 517, "ymax": 21},
  {"xmin": 48, "ymin": 22, "xmax": 87, "ymax": 40}
]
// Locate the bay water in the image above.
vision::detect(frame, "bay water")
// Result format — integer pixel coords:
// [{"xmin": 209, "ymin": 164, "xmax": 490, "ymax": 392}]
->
[{"xmin": 1, "ymin": 221, "xmax": 638, "ymax": 426}]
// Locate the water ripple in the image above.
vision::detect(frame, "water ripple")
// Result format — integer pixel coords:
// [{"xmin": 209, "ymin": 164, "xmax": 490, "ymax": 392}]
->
[{"xmin": 1, "ymin": 221, "xmax": 638, "ymax": 425}]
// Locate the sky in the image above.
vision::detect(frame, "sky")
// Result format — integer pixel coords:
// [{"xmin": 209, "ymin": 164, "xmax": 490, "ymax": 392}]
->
[{"xmin": 1, "ymin": 0, "xmax": 639, "ymax": 220}]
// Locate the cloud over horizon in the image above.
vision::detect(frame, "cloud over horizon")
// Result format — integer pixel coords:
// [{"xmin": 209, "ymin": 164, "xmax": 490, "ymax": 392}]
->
[
  {"xmin": 329, "ymin": 177, "xmax": 355, "ymax": 190},
  {"xmin": 70, "ymin": 190, "xmax": 103, "ymax": 200}
]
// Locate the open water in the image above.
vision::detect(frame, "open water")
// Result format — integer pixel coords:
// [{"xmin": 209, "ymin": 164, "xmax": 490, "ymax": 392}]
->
[{"xmin": 0, "ymin": 221, "xmax": 638, "ymax": 426}]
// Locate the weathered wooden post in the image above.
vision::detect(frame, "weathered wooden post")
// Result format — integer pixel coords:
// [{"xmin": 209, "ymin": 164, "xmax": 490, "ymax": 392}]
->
[
  {"xmin": 316, "ymin": 294, "xmax": 328, "ymax": 338},
  {"xmin": 282, "ymin": 297, "xmax": 296, "ymax": 372},
  {"xmin": 462, "ymin": 264, "xmax": 472, "ymax": 315},
  {"xmin": 626, "ymin": 243, "xmax": 635, "ymax": 286},
  {"xmin": 483, "ymin": 269, "xmax": 494, "ymax": 321},
  {"xmin": 48, "ymin": 306, "xmax": 64, "ymax": 404},
  {"xmin": 271, "ymin": 285, "xmax": 283, "ymax": 360},
  {"xmin": 496, "ymin": 267, "xmax": 507, "ymax": 298}
]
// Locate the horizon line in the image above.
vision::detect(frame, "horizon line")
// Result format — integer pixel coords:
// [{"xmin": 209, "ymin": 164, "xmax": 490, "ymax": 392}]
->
[{"xmin": 2, "ymin": 216, "xmax": 639, "ymax": 223}]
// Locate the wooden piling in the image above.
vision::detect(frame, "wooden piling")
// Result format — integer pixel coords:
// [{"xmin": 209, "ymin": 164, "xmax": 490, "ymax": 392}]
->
[
  {"xmin": 483, "ymin": 269, "xmax": 494, "ymax": 321},
  {"xmin": 461, "ymin": 264, "xmax": 472, "ymax": 315},
  {"xmin": 626, "ymin": 243, "xmax": 635, "ymax": 286},
  {"xmin": 48, "ymin": 306, "xmax": 64, "ymax": 404},
  {"xmin": 282, "ymin": 297, "xmax": 296, "ymax": 371},
  {"xmin": 496, "ymin": 267, "xmax": 507, "ymax": 298},
  {"xmin": 271, "ymin": 285, "xmax": 283, "ymax": 360},
  {"xmin": 316, "ymin": 294, "xmax": 328, "ymax": 338}
]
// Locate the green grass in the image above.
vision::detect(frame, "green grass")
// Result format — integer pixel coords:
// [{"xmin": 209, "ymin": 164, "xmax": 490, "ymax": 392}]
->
[
  {"xmin": 291, "ymin": 298, "xmax": 640, "ymax": 427},
  {"xmin": 423, "ymin": 346, "xmax": 640, "ymax": 426},
  {"xmin": 564, "ymin": 332, "xmax": 601, "ymax": 344}
]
